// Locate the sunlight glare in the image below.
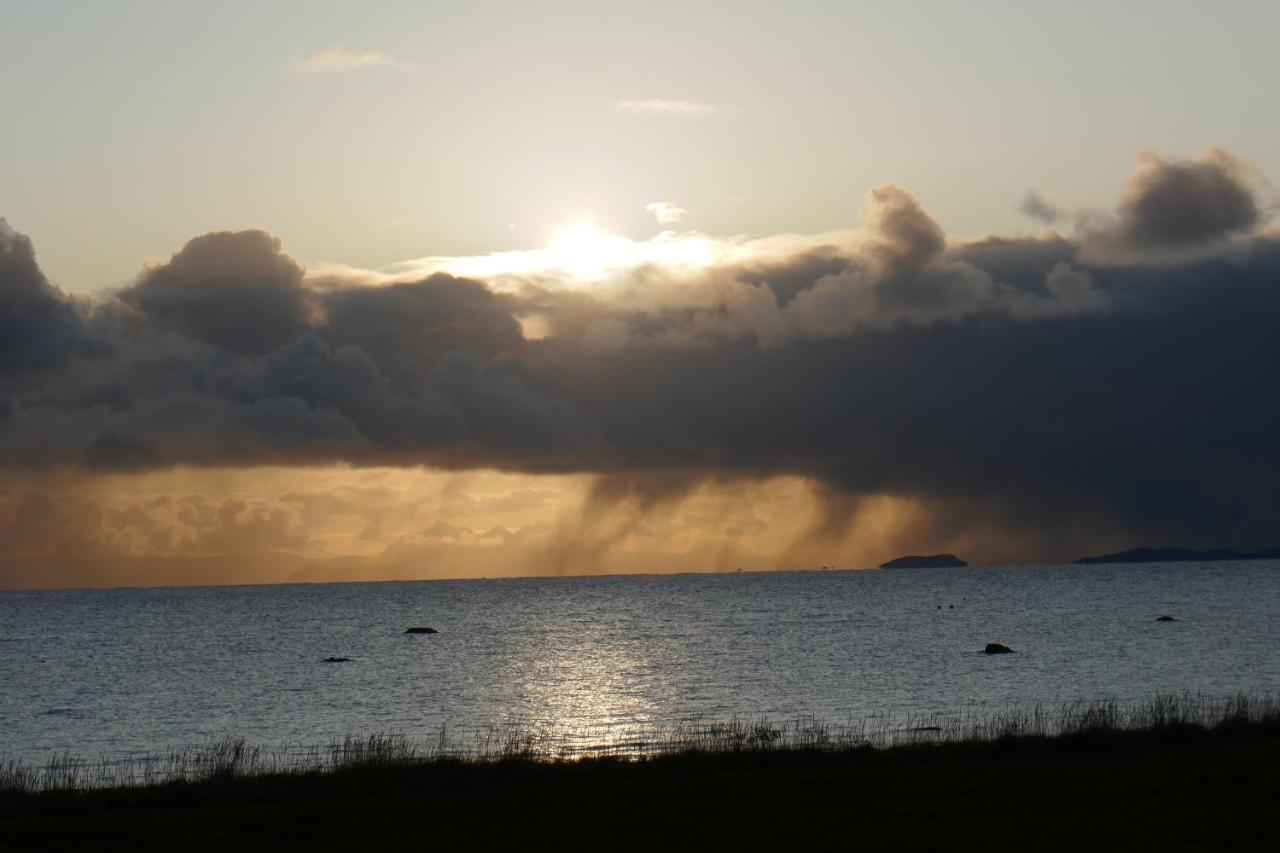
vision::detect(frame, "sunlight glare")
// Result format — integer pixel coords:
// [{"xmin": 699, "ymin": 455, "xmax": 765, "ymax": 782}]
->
[
  {"xmin": 550, "ymin": 222, "xmax": 629, "ymax": 280},
  {"xmin": 420, "ymin": 222, "xmax": 722, "ymax": 287}
]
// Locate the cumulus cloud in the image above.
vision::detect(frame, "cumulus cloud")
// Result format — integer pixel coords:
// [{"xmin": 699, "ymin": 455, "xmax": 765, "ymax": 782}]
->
[
  {"xmin": 1006, "ymin": 262, "xmax": 1109, "ymax": 319},
  {"xmin": 1080, "ymin": 148, "xmax": 1272, "ymax": 260},
  {"xmin": 0, "ymin": 217, "xmax": 84, "ymax": 375},
  {"xmin": 288, "ymin": 47, "xmax": 409, "ymax": 74},
  {"xmin": 646, "ymin": 202, "xmax": 688, "ymax": 225},
  {"xmin": 2, "ymin": 148, "xmax": 1279, "ymax": 570},
  {"xmin": 1020, "ymin": 189, "xmax": 1066, "ymax": 224},
  {"xmin": 780, "ymin": 184, "xmax": 1098, "ymax": 336},
  {"xmin": 119, "ymin": 230, "xmax": 311, "ymax": 354},
  {"xmin": 614, "ymin": 99, "xmax": 717, "ymax": 117},
  {"xmin": 1118, "ymin": 148, "xmax": 1263, "ymax": 245}
]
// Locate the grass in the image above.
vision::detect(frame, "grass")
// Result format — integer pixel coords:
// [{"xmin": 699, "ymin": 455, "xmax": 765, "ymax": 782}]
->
[
  {"xmin": 1, "ymin": 695, "xmax": 1277, "ymax": 851},
  {"xmin": 3, "ymin": 693, "xmax": 1276, "ymax": 792}
]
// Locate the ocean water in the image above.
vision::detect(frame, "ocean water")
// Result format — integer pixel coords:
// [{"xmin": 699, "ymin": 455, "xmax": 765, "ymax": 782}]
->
[{"xmin": 1, "ymin": 562, "xmax": 1277, "ymax": 766}]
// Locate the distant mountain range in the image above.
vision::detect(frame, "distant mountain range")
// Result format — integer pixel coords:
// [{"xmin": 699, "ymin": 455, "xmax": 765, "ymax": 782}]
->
[
  {"xmin": 874, "ymin": 546, "xmax": 1280, "ymax": 570},
  {"xmin": 1073, "ymin": 546, "xmax": 1280, "ymax": 565}
]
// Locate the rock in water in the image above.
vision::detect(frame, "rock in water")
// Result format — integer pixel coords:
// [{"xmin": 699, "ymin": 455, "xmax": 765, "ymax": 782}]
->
[
  {"xmin": 984, "ymin": 643, "xmax": 1014, "ymax": 654},
  {"xmin": 879, "ymin": 554, "xmax": 968, "ymax": 569},
  {"xmin": 322, "ymin": 656, "xmax": 352, "ymax": 663},
  {"xmin": 1155, "ymin": 615, "xmax": 1178, "ymax": 622},
  {"xmin": 405, "ymin": 627, "xmax": 438, "ymax": 634}
]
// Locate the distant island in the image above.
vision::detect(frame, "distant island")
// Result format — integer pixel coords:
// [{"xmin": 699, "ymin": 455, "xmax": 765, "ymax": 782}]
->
[
  {"xmin": 879, "ymin": 554, "xmax": 968, "ymax": 569},
  {"xmin": 1074, "ymin": 546, "xmax": 1280, "ymax": 565}
]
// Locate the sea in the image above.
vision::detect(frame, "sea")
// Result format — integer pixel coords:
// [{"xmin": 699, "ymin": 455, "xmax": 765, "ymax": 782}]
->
[{"xmin": 2, "ymin": 561, "xmax": 1277, "ymax": 767}]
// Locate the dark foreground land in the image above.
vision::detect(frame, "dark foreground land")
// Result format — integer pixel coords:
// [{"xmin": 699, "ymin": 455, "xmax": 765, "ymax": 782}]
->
[{"xmin": 3, "ymin": 721, "xmax": 1277, "ymax": 852}]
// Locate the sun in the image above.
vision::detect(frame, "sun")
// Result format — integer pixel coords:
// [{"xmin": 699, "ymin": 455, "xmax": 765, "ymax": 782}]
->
[
  {"xmin": 550, "ymin": 222, "xmax": 627, "ymax": 279},
  {"xmin": 552, "ymin": 222, "xmax": 607, "ymax": 254},
  {"xmin": 435, "ymin": 220, "xmax": 718, "ymax": 285}
]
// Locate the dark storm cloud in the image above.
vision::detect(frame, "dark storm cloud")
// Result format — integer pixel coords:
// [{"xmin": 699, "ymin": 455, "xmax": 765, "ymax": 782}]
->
[
  {"xmin": 0, "ymin": 217, "xmax": 84, "ymax": 376},
  {"xmin": 533, "ymin": 237, "xmax": 1280, "ymax": 551},
  {"xmin": 319, "ymin": 274, "xmax": 524, "ymax": 384},
  {"xmin": 1, "ymin": 148, "xmax": 1278, "ymax": 557},
  {"xmin": 119, "ymin": 230, "xmax": 311, "ymax": 354}
]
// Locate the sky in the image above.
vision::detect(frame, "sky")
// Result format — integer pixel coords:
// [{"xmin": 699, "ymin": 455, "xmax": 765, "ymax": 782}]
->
[
  {"xmin": 5, "ymin": 1, "xmax": 1280, "ymax": 291},
  {"xmin": 2, "ymin": 2, "xmax": 1280, "ymax": 588}
]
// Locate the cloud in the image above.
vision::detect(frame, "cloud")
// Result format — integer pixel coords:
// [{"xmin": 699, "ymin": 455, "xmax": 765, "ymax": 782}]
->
[
  {"xmin": 780, "ymin": 183, "xmax": 1097, "ymax": 335},
  {"xmin": 646, "ymin": 202, "xmax": 688, "ymax": 225},
  {"xmin": 1020, "ymin": 189, "xmax": 1066, "ymax": 224},
  {"xmin": 2, "ymin": 148, "xmax": 1279, "ymax": 571},
  {"xmin": 1118, "ymin": 148, "xmax": 1263, "ymax": 246},
  {"xmin": 288, "ymin": 47, "xmax": 409, "ymax": 74},
  {"xmin": 1080, "ymin": 148, "xmax": 1271, "ymax": 260},
  {"xmin": 1006, "ymin": 262, "xmax": 1108, "ymax": 320},
  {"xmin": 0, "ymin": 217, "xmax": 84, "ymax": 375},
  {"xmin": 179, "ymin": 498, "xmax": 309, "ymax": 555},
  {"xmin": 119, "ymin": 230, "xmax": 311, "ymax": 354},
  {"xmin": 0, "ymin": 469, "xmax": 806, "ymax": 588},
  {"xmin": 614, "ymin": 99, "xmax": 717, "ymax": 117}
]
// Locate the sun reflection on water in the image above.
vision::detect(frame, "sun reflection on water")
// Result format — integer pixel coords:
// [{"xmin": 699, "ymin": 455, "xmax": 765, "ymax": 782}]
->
[{"xmin": 496, "ymin": 624, "xmax": 672, "ymax": 754}]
